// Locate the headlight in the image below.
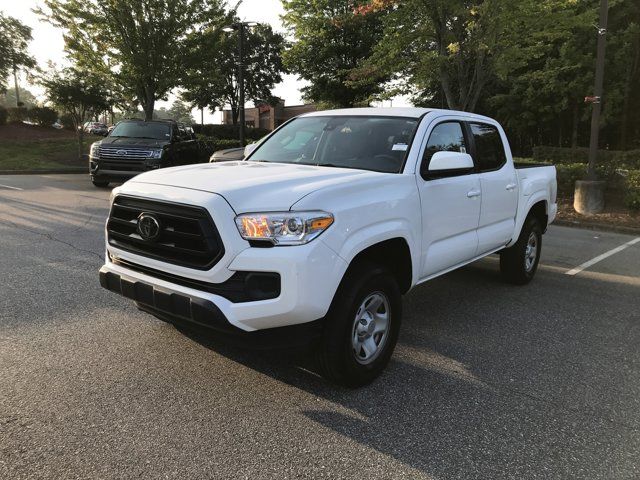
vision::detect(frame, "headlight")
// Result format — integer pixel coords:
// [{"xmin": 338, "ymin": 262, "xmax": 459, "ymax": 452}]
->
[
  {"xmin": 235, "ymin": 211, "xmax": 334, "ymax": 246},
  {"xmin": 90, "ymin": 143, "xmax": 100, "ymax": 158},
  {"xmin": 150, "ymin": 149, "xmax": 163, "ymax": 159}
]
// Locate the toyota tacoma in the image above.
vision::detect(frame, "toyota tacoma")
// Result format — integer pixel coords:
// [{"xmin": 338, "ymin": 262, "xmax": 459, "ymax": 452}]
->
[{"xmin": 99, "ymin": 108, "xmax": 557, "ymax": 387}]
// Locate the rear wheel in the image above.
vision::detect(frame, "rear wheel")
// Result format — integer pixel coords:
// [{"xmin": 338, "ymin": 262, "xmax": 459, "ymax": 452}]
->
[
  {"xmin": 317, "ymin": 262, "xmax": 402, "ymax": 387},
  {"xmin": 500, "ymin": 216, "xmax": 542, "ymax": 285}
]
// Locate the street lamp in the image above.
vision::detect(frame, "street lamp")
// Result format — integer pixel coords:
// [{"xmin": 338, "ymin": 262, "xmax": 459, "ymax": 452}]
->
[{"xmin": 223, "ymin": 21, "xmax": 258, "ymax": 147}]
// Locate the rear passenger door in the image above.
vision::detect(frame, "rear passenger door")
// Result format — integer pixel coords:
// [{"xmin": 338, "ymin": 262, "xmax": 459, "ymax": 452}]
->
[
  {"xmin": 417, "ymin": 120, "xmax": 482, "ymax": 278},
  {"xmin": 468, "ymin": 122, "xmax": 518, "ymax": 254}
]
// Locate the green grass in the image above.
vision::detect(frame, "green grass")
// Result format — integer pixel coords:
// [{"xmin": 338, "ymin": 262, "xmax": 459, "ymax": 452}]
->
[{"xmin": 0, "ymin": 136, "xmax": 100, "ymax": 171}]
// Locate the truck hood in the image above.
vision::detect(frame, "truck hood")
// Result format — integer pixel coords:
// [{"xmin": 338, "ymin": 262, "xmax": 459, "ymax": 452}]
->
[
  {"xmin": 128, "ymin": 161, "xmax": 382, "ymax": 213},
  {"xmin": 99, "ymin": 137, "xmax": 169, "ymax": 148}
]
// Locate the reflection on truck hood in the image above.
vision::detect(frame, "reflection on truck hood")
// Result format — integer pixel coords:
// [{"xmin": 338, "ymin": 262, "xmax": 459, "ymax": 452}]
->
[{"xmin": 128, "ymin": 161, "xmax": 383, "ymax": 213}]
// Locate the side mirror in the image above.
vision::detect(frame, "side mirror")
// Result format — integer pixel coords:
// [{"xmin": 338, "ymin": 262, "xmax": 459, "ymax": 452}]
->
[
  {"xmin": 244, "ymin": 142, "xmax": 258, "ymax": 158},
  {"xmin": 426, "ymin": 151, "xmax": 474, "ymax": 178}
]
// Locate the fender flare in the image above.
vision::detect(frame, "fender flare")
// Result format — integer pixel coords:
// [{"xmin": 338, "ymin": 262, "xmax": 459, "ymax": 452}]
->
[
  {"xmin": 334, "ymin": 219, "xmax": 419, "ymax": 288},
  {"xmin": 508, "ymin": 193, "xmax": 548, "ymax": 248}
]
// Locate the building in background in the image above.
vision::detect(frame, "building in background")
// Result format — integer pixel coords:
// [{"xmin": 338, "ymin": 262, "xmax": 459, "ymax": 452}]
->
[{"xmin": 222, "ymin": 100, "xmax": 316, "ymax": 130}]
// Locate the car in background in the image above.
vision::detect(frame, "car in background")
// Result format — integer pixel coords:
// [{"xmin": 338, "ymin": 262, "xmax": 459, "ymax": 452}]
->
[
  {"xmin": 88, "ymin": 119, "xmax": 200, "ymax": 187},
  {"xmin": 81, "ymin": 121, "xmax": 109, "ymax": 136}
]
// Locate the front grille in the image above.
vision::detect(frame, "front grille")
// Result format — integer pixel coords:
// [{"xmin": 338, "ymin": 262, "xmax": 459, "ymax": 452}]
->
[
  {"xmin": 107, "ymin": 196, "xmax": 224, "ymax": 270},
  {"xmin": 99, "ymin": 147, "xmax": 155, "ymax": 160}
]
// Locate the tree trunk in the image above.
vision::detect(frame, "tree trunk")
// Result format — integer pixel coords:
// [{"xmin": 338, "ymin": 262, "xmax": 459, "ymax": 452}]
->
[
  {"xmin": 231, "ymin": 106, "xmax": 239, "ymax": 125},
  {"xmin": 142, "ymin": 87, "xmax": 155, "ymax": 121},
  {"xmin": 77, "ymin": 129, "xmax": 84, "ymax": 160},
  {"xmin": 440, "ymin": 71, "xmax": 458, "ymax": 110},
  {"xmin": 200, "ymin": 107, "xmax": 204, "ymax": 126},
  {"xmin": 13, "ymin": 65, "xmax": 21, "ymax": 107}
]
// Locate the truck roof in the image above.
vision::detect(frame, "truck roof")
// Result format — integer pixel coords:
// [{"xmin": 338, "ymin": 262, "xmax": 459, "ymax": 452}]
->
[{"xmin": 300, "ymin": 107, "xmax": 496, "ymax": 123}]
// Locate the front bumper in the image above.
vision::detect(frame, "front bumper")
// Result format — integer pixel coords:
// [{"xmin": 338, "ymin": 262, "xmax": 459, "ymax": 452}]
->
[
  {"xmin": 89, "ymin": 156, "xmax": 159, "ymax": 181},
  {"xmin": 102, "ymin": 236, "xmax": 348, "ymax": 333},
  {"xmin": 101, "ymin": 184, "xmax": 349, "ymax": 334}
]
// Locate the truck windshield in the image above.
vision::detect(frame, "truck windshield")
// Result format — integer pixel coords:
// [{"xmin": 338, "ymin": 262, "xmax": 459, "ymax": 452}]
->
[
  {"xmin": 110, "ymin": 122, "xmax": 171, "ymax": 140},
  {"xmin": 249, "ymin": 116, "xmax": 419, "ymax": 173}
]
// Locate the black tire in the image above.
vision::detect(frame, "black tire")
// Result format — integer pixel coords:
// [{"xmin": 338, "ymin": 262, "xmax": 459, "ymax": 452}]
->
[
  {"xmin": 500, "ymin": 216, "xmax": 542, "ymax": 285},
  {"xmin": 92, "ymin": 179, "xmax": 109, "ymax": 188},
  {"xmin": 317, "ymin": 262, "xmax": 402, "ymax": 388}
]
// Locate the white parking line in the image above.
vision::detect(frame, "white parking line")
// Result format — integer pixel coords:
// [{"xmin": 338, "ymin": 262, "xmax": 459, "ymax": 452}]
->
[
  {"xmin": 565, "ymin": 237, "xmax": 640, "ymax": 276},
  {"xmin": 0, "ymin": 183, "xmax": 23, "ymax": 191}
]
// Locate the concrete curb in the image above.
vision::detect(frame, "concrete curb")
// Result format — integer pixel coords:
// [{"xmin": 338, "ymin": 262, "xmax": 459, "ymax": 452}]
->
[
  {"xmin": 0, "ymin": 169, "xmax": 86, "ymax": 175},
  {"xmin": 554, "ymin": 219, "xmax": 640, "ymax": 236}
]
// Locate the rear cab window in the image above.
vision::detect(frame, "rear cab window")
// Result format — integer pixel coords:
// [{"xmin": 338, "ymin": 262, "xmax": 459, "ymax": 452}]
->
[{"xmin": 469, "ymin": 123, "xmax": 506, "ymax": 172}]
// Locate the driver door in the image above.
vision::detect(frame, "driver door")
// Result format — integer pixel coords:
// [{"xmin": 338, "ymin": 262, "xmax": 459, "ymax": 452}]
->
[{"xmin": 417, "ymin": 120, "xmax": 482, "ymax": 278}]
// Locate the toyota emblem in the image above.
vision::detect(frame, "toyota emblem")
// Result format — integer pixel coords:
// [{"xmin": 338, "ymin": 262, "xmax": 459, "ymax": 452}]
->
[
  {"xmin": 117, "ymin": 149, "xmax": 127, "ymax": 156},
  {"xmin": 137, "ymin": 213, "xmax": 161, "ymax": 241}
]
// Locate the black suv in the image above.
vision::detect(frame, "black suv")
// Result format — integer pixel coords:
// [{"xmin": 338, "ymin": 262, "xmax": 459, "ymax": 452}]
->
[{"xmin": 89, "ymin": 119, "xmax": 199, "ymax": 187}]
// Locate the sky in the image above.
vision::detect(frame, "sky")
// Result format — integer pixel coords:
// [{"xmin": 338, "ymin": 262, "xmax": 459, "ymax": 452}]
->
[{"xmin": 0, "ymin": 0, "xmax": 404, "ymax": 123}]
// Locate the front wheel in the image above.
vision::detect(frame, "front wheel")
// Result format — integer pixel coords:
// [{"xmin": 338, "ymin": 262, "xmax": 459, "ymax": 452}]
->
[
  {"xmin": 500, "ymin": 216, "xmax": 542, "ymax": 285},
  {"xmin": 92, "ymin": 179, "xmax": 109, "ymax": 188},
  {"xmin": 317, "ymin": 263, "xmax": 402, "ymax": 387}
]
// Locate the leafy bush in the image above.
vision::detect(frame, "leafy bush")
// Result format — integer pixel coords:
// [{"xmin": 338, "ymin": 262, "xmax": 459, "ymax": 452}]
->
[
  {"xmin": 555, "ymin": 163, "xmax": 587, "ymax": 196},
  {"xmin": 626, "ymin": 170, "xmax": 640, "ymax": 210},
  {"xmin": 0, "ymin": 105, "xmax": 7, "ymax": 126},
  {"xmin": 7, "ymin": 107, "xmax": 28, "ymax": 123},
  {"xmin": 533, "ymin": 145, "xmax": 640, "ymax": 170},
  {"xmin": 29, "ymin": 106, "xmax": 58, "ymax": 126},
  {"xmin": 193, "ymin": 124, "xmax": 270, "ymax": 141},
  {"xmin": 196, "ymin": 138, "xmax": 242, "ymax": 161}
]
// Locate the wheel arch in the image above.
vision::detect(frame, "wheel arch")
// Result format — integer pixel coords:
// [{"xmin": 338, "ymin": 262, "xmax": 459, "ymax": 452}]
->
[
  {"xmin": 509, "ymin": 195, "xmax": 549, "ymax": 247},
  {"xmin": 339, "ymin": 237, "xmax": 414, "ymax": 295}
]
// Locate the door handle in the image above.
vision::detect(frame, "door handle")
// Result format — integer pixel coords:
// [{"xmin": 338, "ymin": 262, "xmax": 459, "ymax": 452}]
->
[
  {"xmin": 506, "ymin": 183, "xmax": 517, "ymax": 191},
  {"xmin": 467, "ymin": 189, "xmax": 481, "ymax": 198}
]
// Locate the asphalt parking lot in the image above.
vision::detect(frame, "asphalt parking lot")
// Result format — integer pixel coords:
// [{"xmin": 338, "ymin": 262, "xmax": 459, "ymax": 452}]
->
[{"xmin": 1, "ymin": 174, "xmax": 639, "ymax": 479}]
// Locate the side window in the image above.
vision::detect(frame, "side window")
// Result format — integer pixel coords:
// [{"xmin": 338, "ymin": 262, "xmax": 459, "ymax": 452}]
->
[
  {"xmin": 421, "ymin": 121, "xmax": 468, "ymax": 173},
  {"xmin": 470, "ymin": 123, "xmax": 506, "ymax": 171}
]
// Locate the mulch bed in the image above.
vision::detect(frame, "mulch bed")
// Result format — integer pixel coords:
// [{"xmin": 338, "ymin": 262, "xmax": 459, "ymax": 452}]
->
[{"xmin": 556, "ymin": 197, "xmax": 640, "ymax": 232}]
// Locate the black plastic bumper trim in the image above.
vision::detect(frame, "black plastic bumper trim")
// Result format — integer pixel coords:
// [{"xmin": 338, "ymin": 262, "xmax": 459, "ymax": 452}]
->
[
  {"xmin": 100, "ymin": 267, "xmax": 235, "ymax": 331},
  {"xmin": 110, "ymin": 258, "xmax": 280, "ymax": 303},
  {"xmin": 99, "ymin": 266, "xmax": 324, "ymax": 349}
]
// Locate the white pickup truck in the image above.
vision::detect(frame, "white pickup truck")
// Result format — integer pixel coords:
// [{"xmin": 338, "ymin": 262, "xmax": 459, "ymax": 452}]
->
[{"xmin": 100, "ymin": 108, "xmax": 557, "ymax": 386}]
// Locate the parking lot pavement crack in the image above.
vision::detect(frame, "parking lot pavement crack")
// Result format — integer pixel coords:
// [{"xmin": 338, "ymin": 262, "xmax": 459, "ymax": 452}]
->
[
  {"xmin": 0, "ymin": 219, "xmax": 104, "ymax": 262},
  {"xmin": 485, "ymin": 378, "xmax": 640, "ymax": 434}
]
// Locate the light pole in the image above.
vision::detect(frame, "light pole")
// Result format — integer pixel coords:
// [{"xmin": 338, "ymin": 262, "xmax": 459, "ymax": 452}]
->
[
  {"xmin": 586, "ymin": 0, "xmax": 609, "ymax": 180},
  {"xmin": 223, "ymin": 21, "xmax": 257, "ymax": 147},
  {"xmin": 575, "ymin": 0, "xmax": 609, "ymax": 215}
]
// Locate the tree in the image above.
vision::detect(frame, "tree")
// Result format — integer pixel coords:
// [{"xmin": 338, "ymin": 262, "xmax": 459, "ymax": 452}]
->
[
  {"xmin": 38, "ymin": 0, "xmax": 226, "ymax": 121},
  {"xmin": 154, "ymin": 100, "xmax": 195, "ymax": 124},
  {"xmin": 484, "ymin": 0, "xmax": 596, "ymax": 152},
  {"xmin": 281, "ymin": 0, "xmax": 387, "ymax": 108},
  {"xmin": 181, "ymin": 20, "xmax": 286, "ymax": 124},
  {"xmin": 0, "ymin": 13, "xmax": 36, "ymax": 105},
  {"xmin": 41, "ymin": 68, "xmax": 110, "ymax": 157},
  {"xmin": 354, "ymin": 0, "xmax": 509, "ymax": 112},
  {"xmin": 0, "ymin": 88, "xmax": 38, "ymax": 109}
]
